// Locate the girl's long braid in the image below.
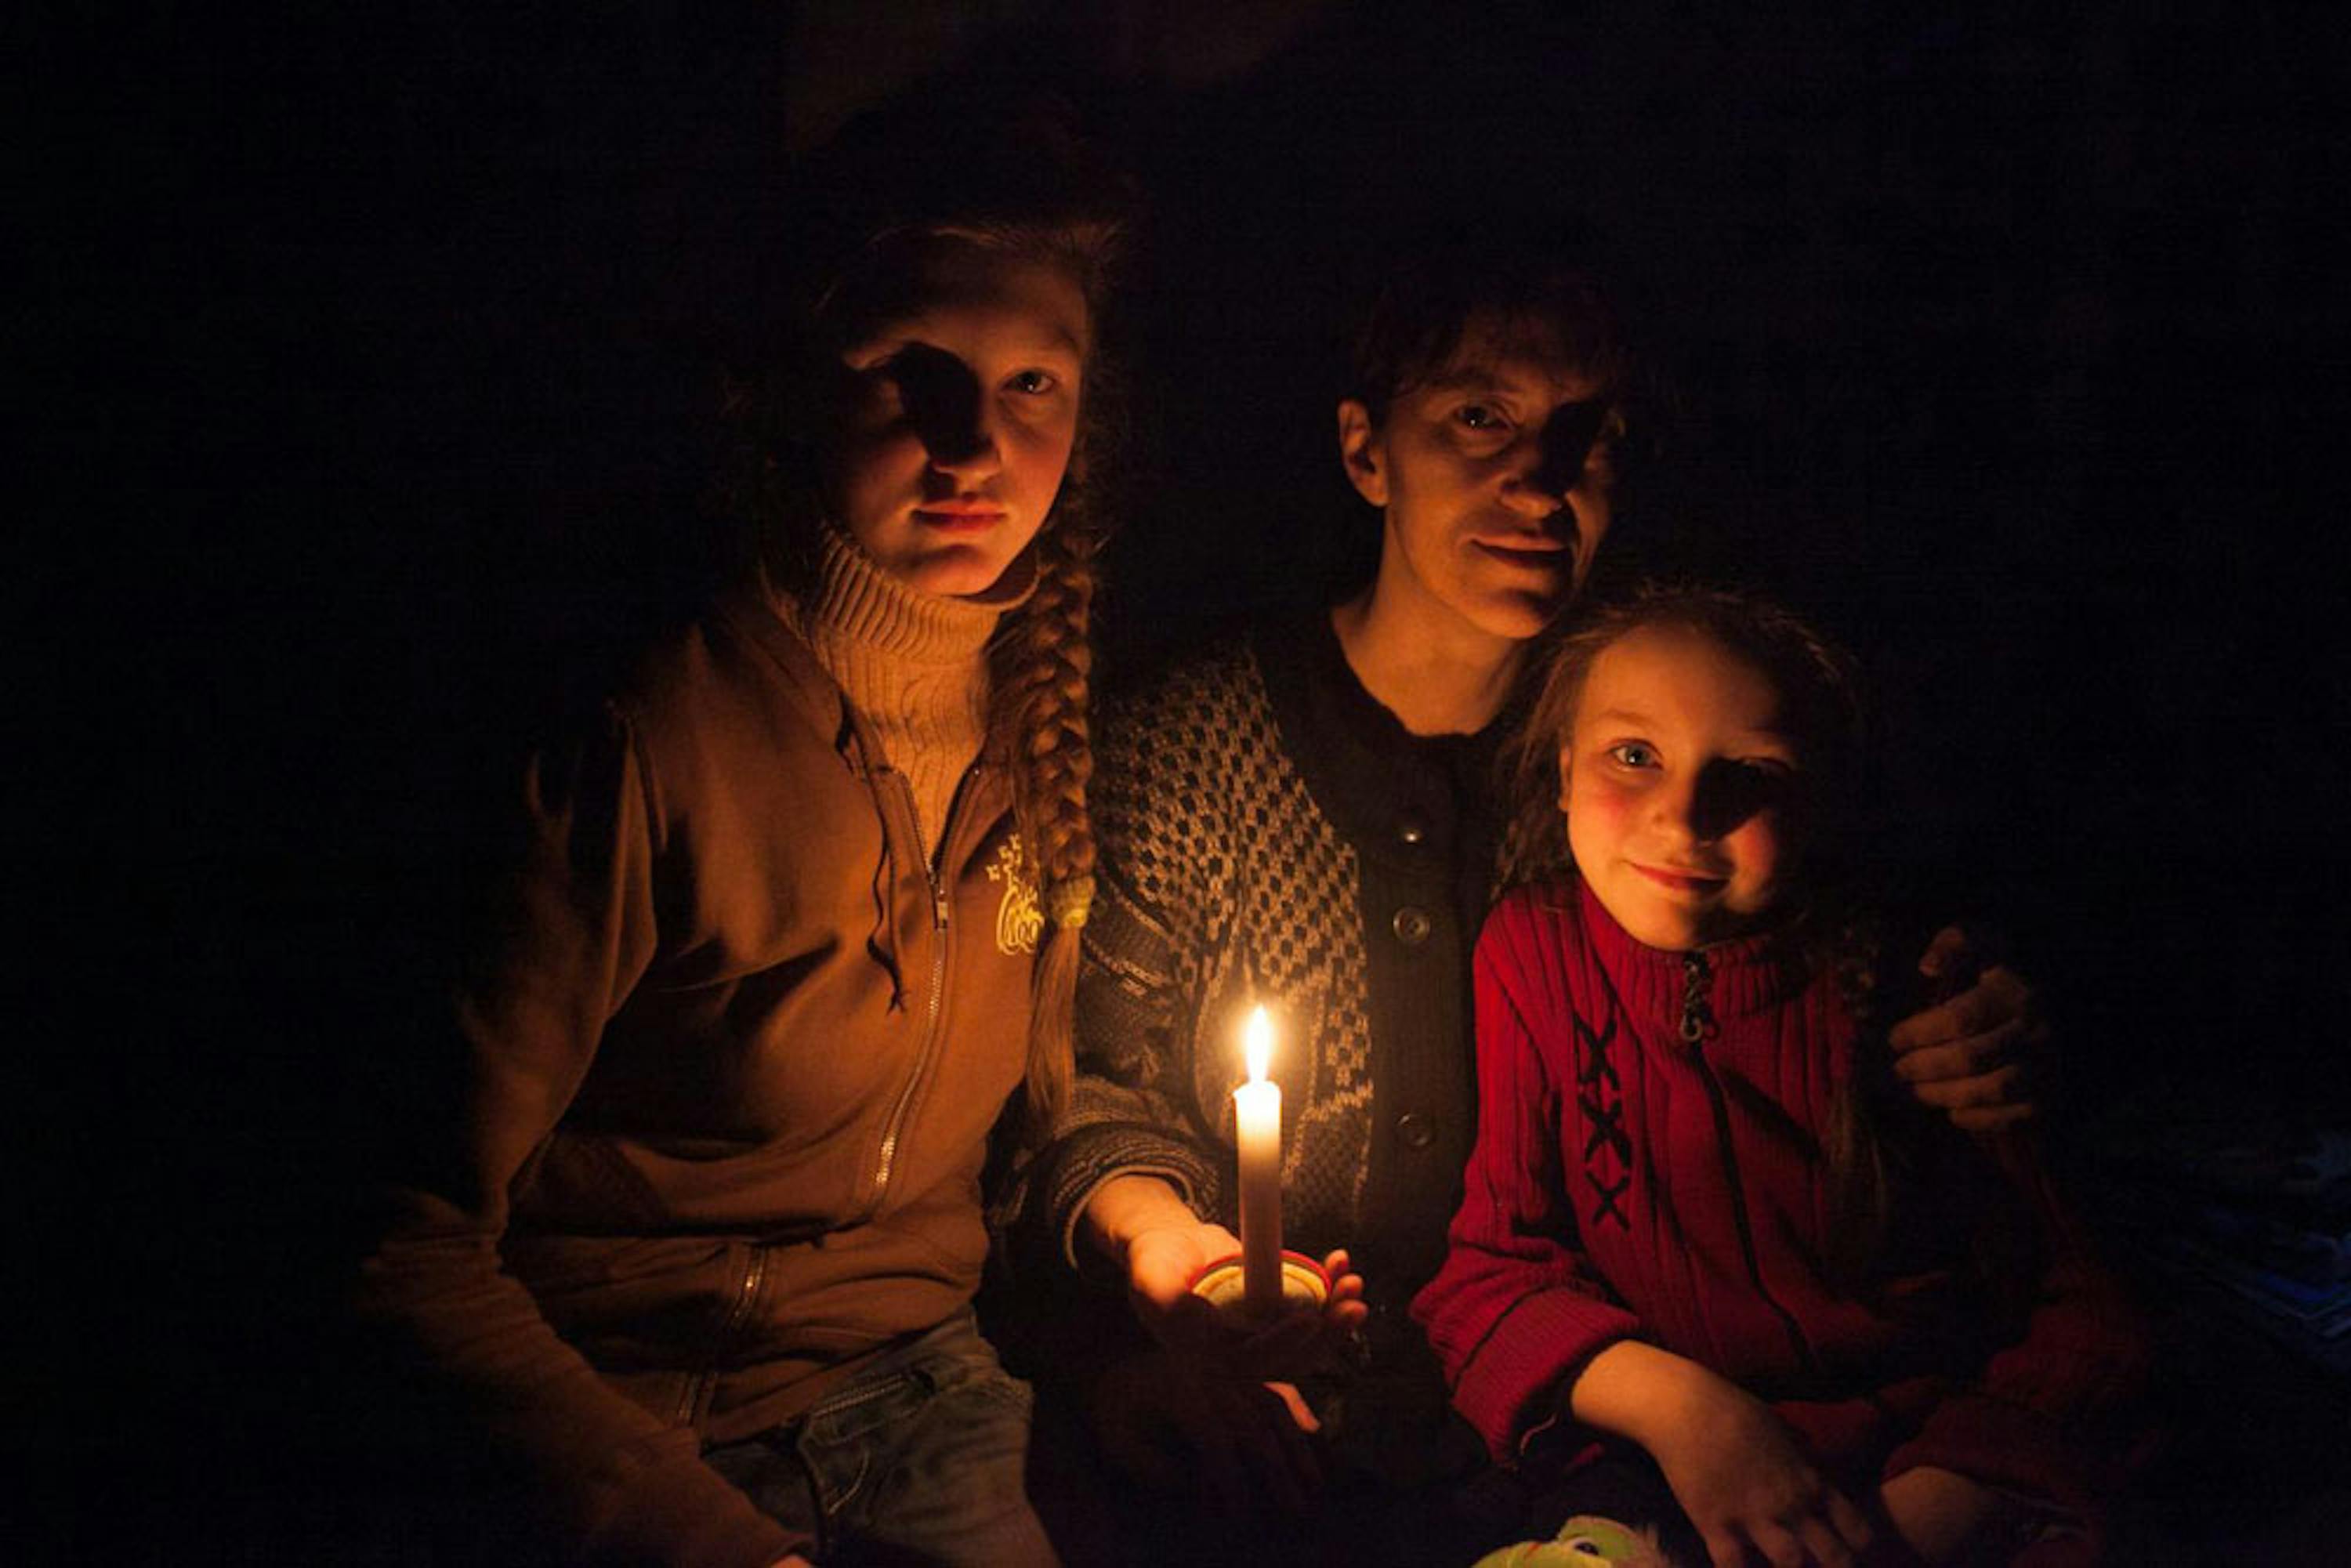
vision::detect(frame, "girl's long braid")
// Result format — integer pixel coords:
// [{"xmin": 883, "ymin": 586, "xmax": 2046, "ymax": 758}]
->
[
  {"xmin": 991, "ymin": 491, "xmax": 1103, "ymax": 1132},
  {"xmin": 733, "ymin": 91, "xmax": 1131, "ymax": 1137}
]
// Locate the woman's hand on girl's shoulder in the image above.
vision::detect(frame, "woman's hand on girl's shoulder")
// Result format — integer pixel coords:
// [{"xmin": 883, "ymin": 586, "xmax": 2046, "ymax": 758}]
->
[{"xmin": 1889, "ymin": 927, "xmax": 2052, "ymax": 1132}]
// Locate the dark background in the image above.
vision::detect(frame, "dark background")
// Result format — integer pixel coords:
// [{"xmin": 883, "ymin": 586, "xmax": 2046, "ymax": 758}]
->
[{"xmin": 31, "ymin": 0, "xmax": 2349, "ymax": 1558}]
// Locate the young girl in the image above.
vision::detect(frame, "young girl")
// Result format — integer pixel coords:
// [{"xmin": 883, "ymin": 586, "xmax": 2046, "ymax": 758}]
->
[
  {"xmin": 1414, "ymin": 586, "xmax": 2144, "ymax": 1567},
  {"xmin": 355, "ymin": 96, "xmax": 1125, "ymax": 1567}
]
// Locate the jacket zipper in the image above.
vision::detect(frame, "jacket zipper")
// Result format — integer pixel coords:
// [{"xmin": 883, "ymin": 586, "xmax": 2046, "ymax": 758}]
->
[
  {"xmin": 864, "ymin": 768, "xmax": 957, "ymax": 1220},
  {"xmin": 1679, "ymin": 949, "xmax": 1820, "ymax": 1378},
  {"xmin": 674, "ymin": 1243, "xmax": 769, "ymax": 1425},
  {"xmin": 672, "ymin": 761, "xmax": 962, "ymax": 1425}
]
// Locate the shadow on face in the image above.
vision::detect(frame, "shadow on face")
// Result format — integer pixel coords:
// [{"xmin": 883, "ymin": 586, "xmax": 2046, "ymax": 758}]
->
[
  {"xmin": 1687, "ymin": 754, "xmax": 1799, "ymax": 845},
  {"xmin": 882, "ymin": 341, "xmax": 995, "ymax": 470}
]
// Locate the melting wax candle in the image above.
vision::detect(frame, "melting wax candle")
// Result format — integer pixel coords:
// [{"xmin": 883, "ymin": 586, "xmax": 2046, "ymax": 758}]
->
[{"xmin": 1235, "ymin": 1005, "xmax": 1282, "ymax": 1313}]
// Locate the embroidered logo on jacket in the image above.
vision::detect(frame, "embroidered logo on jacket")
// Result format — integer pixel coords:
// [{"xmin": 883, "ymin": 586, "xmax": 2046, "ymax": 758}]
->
[
  {"xmin": 986, "ymin": 836, "xmax": 1043, "ymax": 956},
  {"xmin": 1575, "ymin": 1001, "xmax": 1634, "ymax": 1230}
]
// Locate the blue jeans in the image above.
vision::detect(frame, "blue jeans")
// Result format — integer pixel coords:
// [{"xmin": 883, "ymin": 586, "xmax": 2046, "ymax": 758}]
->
[{"xmin": 705, "ymin": 1312, "xmax": 1058, "ymax": 1566}]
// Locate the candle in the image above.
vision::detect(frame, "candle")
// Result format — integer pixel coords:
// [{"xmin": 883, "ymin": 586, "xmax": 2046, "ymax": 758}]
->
[{"xmin": 1234, "ymin": 1005, "xmax": 1283, "ymax": 1313}]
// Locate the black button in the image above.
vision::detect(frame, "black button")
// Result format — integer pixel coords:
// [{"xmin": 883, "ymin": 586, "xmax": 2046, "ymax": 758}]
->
[
  {"xmin": 1397, "ymin": 815, "xmax": 1428, "ymax": 846},
  {"xmin": 1395, "ymin": 1112, "xmax": 1436, "ymax": 1150},
  {"xmin": 1391, "ymin": 905, "xmax": 1433, "ymax": 946}
]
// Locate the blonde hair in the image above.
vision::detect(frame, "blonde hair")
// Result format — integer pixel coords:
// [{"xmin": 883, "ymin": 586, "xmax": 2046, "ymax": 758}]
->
[
  {"xmin": 735, "ymin": 93, "xmax": 1133, "ymax": 1132},
  {"xmin": 1502, "ymin": 581, "xmax": 1865, "ymax": 889},
  {"xmin": 991, "ymin": 496, "xmax": 1104, "ymax": 1128},
  {"xmin": 1508, "ymin": 582, "xmax": 1896, "ymax": 1280}
]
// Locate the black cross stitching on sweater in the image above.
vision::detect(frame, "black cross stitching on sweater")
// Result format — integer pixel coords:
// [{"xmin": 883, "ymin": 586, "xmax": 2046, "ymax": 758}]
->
[{"xmin": 1574, "ymin": 1002, "xmax": 1633, "ymax": 1230}]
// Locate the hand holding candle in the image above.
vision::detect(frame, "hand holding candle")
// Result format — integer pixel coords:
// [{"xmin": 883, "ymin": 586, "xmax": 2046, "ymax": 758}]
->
[
  {"xmin": 1165, "ymin": 1004, "xmax": 1361, "ymax": 1340},
  {"xmin": 1234, "ymin": 1005, "xmax": 1284, "ymax": 1314}
]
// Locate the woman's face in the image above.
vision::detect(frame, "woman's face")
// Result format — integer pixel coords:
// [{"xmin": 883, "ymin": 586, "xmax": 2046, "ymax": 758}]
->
[
  {"xmin": 1561, "ymin": 625, "xmax": 1808, "ymax": 949},
  {"xmin": 1336, "ymin": 318, "xmax": 1614, "ymax": 654},
  {"xmin": 819, "ymin": 239, "xmax": 1090, "ymax": 599}
]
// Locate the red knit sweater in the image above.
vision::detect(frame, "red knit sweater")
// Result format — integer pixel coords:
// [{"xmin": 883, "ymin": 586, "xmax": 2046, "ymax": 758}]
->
[{"xmin": 1412, "ymin": 878, "xmax": 2145, "ymax": 1522}]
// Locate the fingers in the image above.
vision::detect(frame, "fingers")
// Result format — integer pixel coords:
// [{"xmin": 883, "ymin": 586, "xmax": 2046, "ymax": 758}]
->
[
  {"xmin": 1825, "ymin": 1488, "xmax": 1875, "ymax": 1556},
  {"xmin": 1785, "ymin": 1488, "xmax": 1871, "ymax": 1568},
  {"xmin": 1701, "ymin": 1526, "xmax": 1748, "ymax": 1568},
  {"xmin": 1262, "ymin": 1379, "xmax": 1321, "ymax": 1434},
  {"xmin": 1891, "ymin": 1018, "xmax": 2028, "ymax": 1086},
  {"xmin": 1890, "ymin": 962, "xmax": 2052, "ymax": 1126},
  {"xmin": 1722, "ymin": 1507, "xmax": 1864, "ymax": 1568},
  {"xmin": 1917, "ymin": 924, "xmax": 2012, "ymax": 985},
  {"xmin": 1125, "ymin": 1225, "xmax": 1235, "ymax": 1315},
  {"xmin": 1951, "ymin": 1101, "xmax": 2038, "ymax": 1133},
  {"xmin": 1892, "ymin": 999, "xmax": 2054, "ymax": 1132},
  {"xmin": 1914, "ymin": 924, "xmax": 1972, "ymax": 983},
  {"xmin": 1952, "ymin": 967, "xmax": 2034, "ymax": 1035},
  {"xmin": 1680, "ymin": 1454, "xmax": 1866, "ymax": 1568},
  {"xmin": 1902, "ymin": 1058, "xmax": 2030, "ymax": 1113},
  {"xmin": 1888, "ymin": 967, "xmax": 2034, "ymax": 1055},
  {"xmin": 1789, "ymin": 1516, "xmax": 1853, "ymax": 1567},
  {"xmin": 1320, "ymin": 1251, "xmax": 1369, "ymax": 1331},
  {"xmin": 1751, "ymin": 1472, "xmax": 1855, "ymax": 1567}
]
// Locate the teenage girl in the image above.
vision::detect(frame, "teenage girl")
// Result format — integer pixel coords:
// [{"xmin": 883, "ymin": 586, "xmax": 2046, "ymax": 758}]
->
[
  {"xmin": 1415, "ymin": 586, "xmax": 2144, "ymax": 1567},
  {"xmin": 356, "ymin": 96, "xmax": 1125, "ymax": 1567}
]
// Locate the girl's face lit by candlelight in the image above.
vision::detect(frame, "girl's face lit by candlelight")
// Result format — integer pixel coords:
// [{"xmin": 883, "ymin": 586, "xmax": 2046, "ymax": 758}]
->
[
  {"xmin": 1561, "ymin": 625, "xmax": 1811, "ymax": 950},
  {"xmin": 819, "ymin": 240, "xmax": 1090, "ymax": 599}
]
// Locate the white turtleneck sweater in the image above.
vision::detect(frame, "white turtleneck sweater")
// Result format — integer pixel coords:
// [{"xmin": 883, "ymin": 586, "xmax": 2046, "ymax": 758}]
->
[{"xmin": 774, "ymin": 528, "xmax": 1027, "ymax": 862}]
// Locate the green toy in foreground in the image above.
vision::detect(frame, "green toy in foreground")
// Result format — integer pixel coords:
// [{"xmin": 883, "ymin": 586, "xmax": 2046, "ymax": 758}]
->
[{"xmin": 1473, "ymin": 1513, "xmax": 1671, "ymax": 1567}]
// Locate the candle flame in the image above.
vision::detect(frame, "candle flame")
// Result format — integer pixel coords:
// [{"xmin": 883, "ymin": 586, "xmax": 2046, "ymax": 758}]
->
[{"xmin": 1244, "ymin": 1005, "xmax": 1272, "ymax": 1083}]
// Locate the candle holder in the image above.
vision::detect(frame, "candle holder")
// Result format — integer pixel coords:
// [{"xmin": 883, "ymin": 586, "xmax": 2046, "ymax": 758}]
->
[{"xmin": 1186, "ymin": 1251, "xmax": 1330, "ymax": 1320}]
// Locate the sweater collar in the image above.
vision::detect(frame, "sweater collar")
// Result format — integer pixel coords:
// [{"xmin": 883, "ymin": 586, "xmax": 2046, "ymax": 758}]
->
[
  {"xmin": 771, "ymin": 525, "xmax": 1026, "ymax": 668},
  {"xmin": 1576, "ymin": 876, "xmax": 1809, "ymax": 1027}
]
